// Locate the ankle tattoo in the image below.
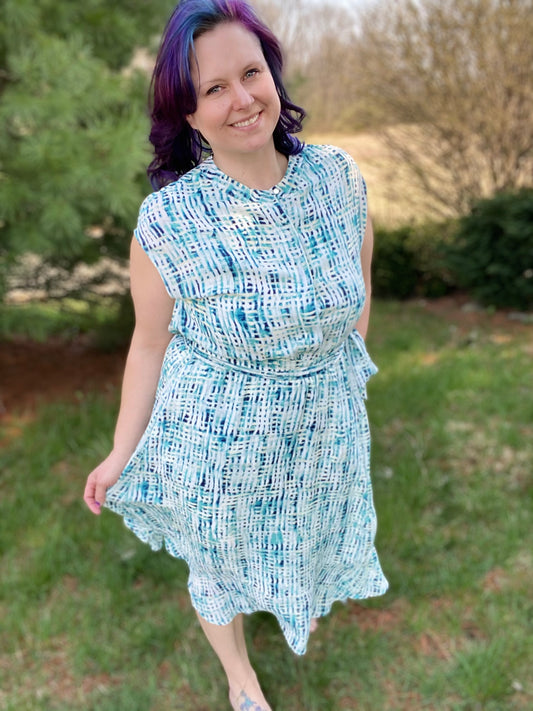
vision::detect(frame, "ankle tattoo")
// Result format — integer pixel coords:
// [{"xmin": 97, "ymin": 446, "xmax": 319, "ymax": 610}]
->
[{"xmin": 235, "ymin": 690, "xmax": 265, "ymax": 711}]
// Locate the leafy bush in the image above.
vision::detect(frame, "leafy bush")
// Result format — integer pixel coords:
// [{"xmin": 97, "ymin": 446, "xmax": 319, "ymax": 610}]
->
[
  {"xmin": 372, "ymin": 222, "xmax": 456, "ymax": 299},
  {"xmin": 446, "ymin": 189, "xmax": 533, "ymax": 309},
  {"xmin": 372, "ymin": 226, "xmax": 419, "ymax": 299}
]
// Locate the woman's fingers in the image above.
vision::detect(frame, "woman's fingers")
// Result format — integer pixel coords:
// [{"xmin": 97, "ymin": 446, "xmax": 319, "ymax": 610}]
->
[
  {"xmin": 84, "ymin": 456, "xmax": 124, "ymax": 515},
  {"xmin": 84, "ymin": 472, "xmax": 105, "ymax": 515}
]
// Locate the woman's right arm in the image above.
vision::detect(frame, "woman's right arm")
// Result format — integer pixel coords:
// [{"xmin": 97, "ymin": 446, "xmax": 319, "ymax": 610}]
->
[{"xmin": 83, "ymin": 238, "xmax": 174, "ymax": 514}]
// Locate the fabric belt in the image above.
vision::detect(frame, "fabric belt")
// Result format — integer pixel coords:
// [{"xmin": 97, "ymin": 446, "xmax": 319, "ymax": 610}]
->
[{"xmin": 186, "ymin": 341, "xmax": 345, "ymax": 380}]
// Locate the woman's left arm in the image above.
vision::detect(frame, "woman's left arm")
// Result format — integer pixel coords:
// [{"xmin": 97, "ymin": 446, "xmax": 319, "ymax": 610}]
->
[{"xmin": 355, "ymin": 216, "xmax": 374, "ymax": 340}]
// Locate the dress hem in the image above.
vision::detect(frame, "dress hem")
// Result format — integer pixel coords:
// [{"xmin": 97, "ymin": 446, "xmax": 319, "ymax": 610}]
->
[{"xmin": 106, "ymin": 505, "xmax": 388, "ymax": 656}]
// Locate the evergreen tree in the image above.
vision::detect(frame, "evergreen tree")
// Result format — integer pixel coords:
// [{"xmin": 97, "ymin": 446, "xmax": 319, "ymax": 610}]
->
[{"xmin": 0, "ymin": 0, "xmax": 175, "ymax": 299}]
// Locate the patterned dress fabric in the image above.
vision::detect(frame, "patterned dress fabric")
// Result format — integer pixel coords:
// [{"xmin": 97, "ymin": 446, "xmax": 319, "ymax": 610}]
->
[{"xmin": 105, "ymin": 144, "xmax": 388, "ymax": 655}]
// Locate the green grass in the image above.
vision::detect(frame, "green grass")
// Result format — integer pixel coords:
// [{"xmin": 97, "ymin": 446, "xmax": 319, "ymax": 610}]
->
[
  {"xmin": 1, "ymin": 299, "xmax": 532, "ymax": 710},
  {"xmin": 0, "ymin": 297, "xmax": 130, "ymax": 348}
]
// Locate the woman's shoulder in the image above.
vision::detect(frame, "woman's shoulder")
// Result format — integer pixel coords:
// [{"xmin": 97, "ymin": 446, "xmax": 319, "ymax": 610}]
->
[
  {"xmin": 300, "ymin": 143, "xmax": 364, "ymax": 191},
  {"xmin": 138, "ymin": 165, "xmax": 206, "ymax": 220},
  {"xmin": 302, "ymin": 142, "xmax": 357, "ymax": 167},
  {"xmin": 134, "ymin": 167, "xmax": 208, "ymax": 251}
]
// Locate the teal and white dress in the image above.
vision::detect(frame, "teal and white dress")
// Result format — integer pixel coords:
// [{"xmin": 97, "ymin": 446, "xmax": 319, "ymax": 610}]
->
[{"xmin": 105, "ymin": 143, "xmax": 388, "ymax": 655}]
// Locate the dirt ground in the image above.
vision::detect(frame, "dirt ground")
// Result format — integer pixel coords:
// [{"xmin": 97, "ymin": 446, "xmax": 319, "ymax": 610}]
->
[
  {"xmin": 0, "ymin": 295, "xmax": 530, "ymax": 419},
  {"xmin": 0, "ymin": 337, "xmax": 127, "ymax": 418}
]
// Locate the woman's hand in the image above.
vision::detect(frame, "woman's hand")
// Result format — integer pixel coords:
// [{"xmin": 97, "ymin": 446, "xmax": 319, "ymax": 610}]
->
[{"xmin": 83, "ymin": 452, "xmax": 128, "ymax": 515}]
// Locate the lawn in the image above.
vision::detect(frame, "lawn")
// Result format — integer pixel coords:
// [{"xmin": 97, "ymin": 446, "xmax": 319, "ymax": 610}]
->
[{"xmin": 0, "ymin": 299, "xmax": 532, "ymax": 710}]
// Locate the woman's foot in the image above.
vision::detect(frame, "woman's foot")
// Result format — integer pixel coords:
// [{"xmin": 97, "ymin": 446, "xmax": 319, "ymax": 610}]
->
[
  {"xmin": 229, "ymin": 673, "xmax": 272, "ymax": 711},
  {"xmin": 310, "ymin": 617, "xmax": 319, "ymax": 633},
  {"xmin": 230, "ymin": 689, "xmax": 271, "ymax": 711}
]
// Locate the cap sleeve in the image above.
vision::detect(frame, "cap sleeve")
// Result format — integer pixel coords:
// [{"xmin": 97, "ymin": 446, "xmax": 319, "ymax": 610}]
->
[{"xmin": 133, "ymin": 190, "xmax": 181, "ymax": 298}]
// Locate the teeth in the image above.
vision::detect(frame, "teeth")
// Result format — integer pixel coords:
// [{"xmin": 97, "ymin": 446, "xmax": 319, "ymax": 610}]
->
[{"xmin": 233, "ymin": 114, "xmax": 259, "ymax": 128}]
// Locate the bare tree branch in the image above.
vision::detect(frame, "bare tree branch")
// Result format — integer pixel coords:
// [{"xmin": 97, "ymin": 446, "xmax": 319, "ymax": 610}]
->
[{"xmin": 354, "ymin": 0, "xmax": 533, "ymax": 214}]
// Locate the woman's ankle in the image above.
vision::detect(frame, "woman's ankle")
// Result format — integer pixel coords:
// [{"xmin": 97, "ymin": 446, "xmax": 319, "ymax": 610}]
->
[{"xmin": 228, "ymin": 671, "xmax": 271, "ymax": 711}]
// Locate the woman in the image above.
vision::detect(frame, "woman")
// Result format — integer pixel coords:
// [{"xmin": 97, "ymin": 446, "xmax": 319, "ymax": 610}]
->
[{"xmin": 84, "ymin": 1, "xmax": 388, "ymax": 709}]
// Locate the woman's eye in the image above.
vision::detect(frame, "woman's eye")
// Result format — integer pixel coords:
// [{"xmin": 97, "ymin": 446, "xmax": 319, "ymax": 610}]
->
[
  {"xmin": 244, "ymin": 69, "xmax": 259, "ymax": 79},
  {"xmin": 206, "ymin": 85, "xmax": 222, "ymax": 96}
]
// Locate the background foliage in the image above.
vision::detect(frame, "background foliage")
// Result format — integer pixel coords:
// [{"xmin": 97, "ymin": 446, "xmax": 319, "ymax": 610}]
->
[
  {"xmin": 0, "ymin": 0, "xmax": 175, "ymax": 299},
  {"xmin": 353, "ymin": 0, "xmax": 533, "ymax": 216},
  {"xmin": 372, "ymin": 221, "xmax": 456, "ymax": 301},
  {"xmin": 447, "ymin": 189, "xmax": 533, "ymax": 309},
  {"xmin": 1, "ymin": 0, "xmax": 532, "ymax": 310}
]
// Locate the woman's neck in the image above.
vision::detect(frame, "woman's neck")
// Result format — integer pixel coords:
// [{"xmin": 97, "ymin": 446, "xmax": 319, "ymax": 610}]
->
[{"xmin": 212, "ymin": 147, "xmax": 288, "ymax": 190}]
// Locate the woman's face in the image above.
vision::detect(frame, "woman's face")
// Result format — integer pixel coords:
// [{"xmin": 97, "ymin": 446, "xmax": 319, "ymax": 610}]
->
[{"xmin": 186, "ymin": 21, "xmax": 281, "ymax": 170}]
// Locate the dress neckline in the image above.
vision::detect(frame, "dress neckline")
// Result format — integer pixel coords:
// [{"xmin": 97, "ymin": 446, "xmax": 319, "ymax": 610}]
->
[{"xmin": 199, "ymin": 151, "xmax": 301, "ymax": 201}]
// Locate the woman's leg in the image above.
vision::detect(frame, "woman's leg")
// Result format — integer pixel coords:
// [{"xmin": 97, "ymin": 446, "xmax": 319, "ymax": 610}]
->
[{"xmin": 195, "ymin": 612, "xmax": 272, "ymax": 710}]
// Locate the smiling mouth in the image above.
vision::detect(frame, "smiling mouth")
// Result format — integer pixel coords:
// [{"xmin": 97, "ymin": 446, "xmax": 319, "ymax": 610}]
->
[{"xmin": 232, "ymin": 113, "xmax": 261, "ymax": 128}]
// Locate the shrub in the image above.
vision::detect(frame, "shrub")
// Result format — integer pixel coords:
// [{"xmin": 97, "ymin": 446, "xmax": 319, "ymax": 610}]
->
[
  {"xmin": 372, "ymin": 226, "xmax": 419, "ymax": 299},
  {"xmin": 446, "ymin": 190, "xmax": 533, "ymax": 309},
  {"xmin": 372, "ymin": 222, "xmax": 456, "ymax": 299}
]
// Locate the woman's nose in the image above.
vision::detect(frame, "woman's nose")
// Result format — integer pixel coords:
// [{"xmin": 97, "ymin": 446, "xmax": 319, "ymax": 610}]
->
[{"xmin": 231, "ymin": 82, "xmax": 254, "ymax": 109}]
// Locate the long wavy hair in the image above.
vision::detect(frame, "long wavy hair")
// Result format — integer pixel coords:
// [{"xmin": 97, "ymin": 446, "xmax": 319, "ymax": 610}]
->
[{"xmin": 147, "ymin": 0, "xmax": 306, "ymax": 189}]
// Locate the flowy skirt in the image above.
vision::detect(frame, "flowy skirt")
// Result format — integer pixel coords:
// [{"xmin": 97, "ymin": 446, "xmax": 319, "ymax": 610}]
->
[{"xmin": 105, "ymin": 331, "xmax": 388, "ymax": 654}]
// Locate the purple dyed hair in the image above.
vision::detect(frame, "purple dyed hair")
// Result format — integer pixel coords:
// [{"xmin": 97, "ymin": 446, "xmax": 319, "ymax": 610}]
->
[{"xmin": 147, "ymin": 0, "xmax": 306, "ymax": 189}]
